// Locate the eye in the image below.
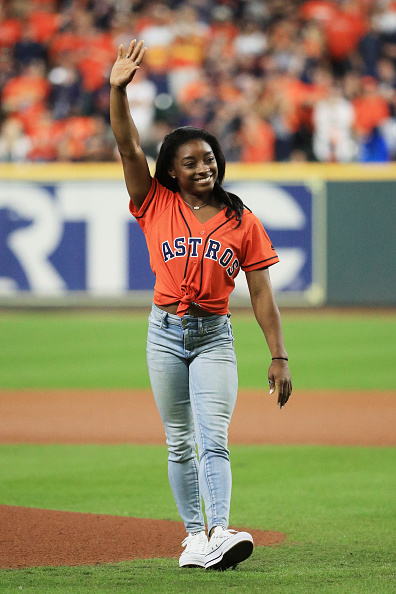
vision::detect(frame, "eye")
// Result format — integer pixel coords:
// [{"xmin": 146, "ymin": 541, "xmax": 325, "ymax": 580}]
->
[
  {"xmin": 206, "ymin": 156, "xmax": 215, "ymax": 163},
  {"xmin": 184, "ymin": 162, "xmax": 195, "ymax": 168}
]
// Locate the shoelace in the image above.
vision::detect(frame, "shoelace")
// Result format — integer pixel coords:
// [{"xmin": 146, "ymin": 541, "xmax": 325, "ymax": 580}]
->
[
  {"xmin": 212, "ymin": 528, "xmax": 236, "ymax": 538},
  {"xmin": 207, "ymin": 527, "xmax": 237, "ymax": 549},
  {"xmin": 182, "ymin": 532, "xmax": 207, "ymax": 552}
]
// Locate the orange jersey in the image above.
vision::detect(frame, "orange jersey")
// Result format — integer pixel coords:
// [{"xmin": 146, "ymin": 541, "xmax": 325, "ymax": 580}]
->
[{"xmin": 130, "ymin": 179, "xmax": 279, "ymax": 316}]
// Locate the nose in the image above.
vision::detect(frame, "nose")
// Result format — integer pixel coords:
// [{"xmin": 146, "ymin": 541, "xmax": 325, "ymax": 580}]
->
[{"xmin": 197, "ymin": 162, "xmax": 210, "ymax": 174}]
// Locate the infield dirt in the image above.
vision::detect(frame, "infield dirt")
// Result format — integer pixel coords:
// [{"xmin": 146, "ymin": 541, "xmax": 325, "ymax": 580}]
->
[{"xmin": 0, "ymin": 388, "xmax": 394, "ymax": 569}]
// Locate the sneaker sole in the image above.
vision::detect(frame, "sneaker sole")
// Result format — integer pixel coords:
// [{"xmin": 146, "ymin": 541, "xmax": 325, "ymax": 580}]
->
[
  {"xmin": 180, "ymin": 563, "xmax": 205, "ymax": 568},
  {"xmin": 179, "ymin": 555, "xmax": 206, "ymax": 568},
  {"xmin": 205, "ymin": 536, "xmax": 254, "ymax": 571}
]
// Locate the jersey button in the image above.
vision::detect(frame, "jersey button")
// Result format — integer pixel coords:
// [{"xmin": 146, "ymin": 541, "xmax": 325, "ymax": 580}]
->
[
  {"xmin": 192, "ymin": 260, "xmax": 197, "ymax": 265},
  {"xmin": 200, "ymin": 230, "xmax": 205, "ymax": 235}
]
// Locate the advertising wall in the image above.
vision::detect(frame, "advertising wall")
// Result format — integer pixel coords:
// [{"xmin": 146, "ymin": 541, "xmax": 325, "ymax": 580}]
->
[{"xmin": 0, "ymin": 163, "xmax": 395, "ymax": 307}]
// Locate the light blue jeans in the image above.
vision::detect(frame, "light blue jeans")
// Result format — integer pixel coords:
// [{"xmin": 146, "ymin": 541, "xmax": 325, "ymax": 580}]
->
[{"xmin": 146, "ymin": 303, "xmax": 238, "ymax": 534}]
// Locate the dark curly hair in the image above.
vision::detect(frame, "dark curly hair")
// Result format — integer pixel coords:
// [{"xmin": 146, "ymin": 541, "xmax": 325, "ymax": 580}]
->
[{"xmin": 154, "ymin": 126, "xmax": 244, "ymax": 226}]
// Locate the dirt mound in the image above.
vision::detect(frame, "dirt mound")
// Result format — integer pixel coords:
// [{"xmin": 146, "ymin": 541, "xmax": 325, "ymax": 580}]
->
[{"xmin": 0, "ymin": 505, "xmax": 285, "ymax": 569}]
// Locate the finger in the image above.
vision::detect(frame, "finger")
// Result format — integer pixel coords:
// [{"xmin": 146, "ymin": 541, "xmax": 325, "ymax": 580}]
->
[
  {"xmin": 135, "ymin": 45, "xmax": 147, "ymax": 66},
  {"xmin": 125, "ymin": 39, "xmax": 136, "ymax": 59},
  {"xmin": 268, "ymin": 373, "xmax": 275, "ymax": 395},
  {"xmin": 278, "ymin": 382, "xmax": 292, "ymax": 409},
  {"xmin": 131, "ymin": 40, "xmax": 145, "ymax": 64}
]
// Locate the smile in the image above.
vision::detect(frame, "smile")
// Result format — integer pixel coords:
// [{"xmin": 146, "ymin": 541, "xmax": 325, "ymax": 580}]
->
[{"xmin": 195, "ymin": 175, "xmax": 212, "ymax": 183}]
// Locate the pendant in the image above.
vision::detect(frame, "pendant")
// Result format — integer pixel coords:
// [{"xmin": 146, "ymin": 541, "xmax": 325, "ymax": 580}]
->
[{"xmin": 193, "ymin": 206, "xmax": 200, "ymax": 210}]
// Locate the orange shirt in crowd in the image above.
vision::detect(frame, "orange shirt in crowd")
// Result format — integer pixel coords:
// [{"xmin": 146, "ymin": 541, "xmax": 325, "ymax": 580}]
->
[
  {"xmin": 28, "ymin": 114, "xmax": 63, "ymax": 161},
  {"xmin": 207, "ymin": 21, "xmax": 238, "ymax": 60},
  {"xmin": 178, "ymin": 79, "xmax": 211, "ymax": 104},
  {"xmin": 28, "ymin": 10, "xmax": 62, "ymax": 43},
  {"xmin": 77, "ymin": 33, "xmax": 115, "ymax": 93},
  {"xmin": 178, "ymin": 76, "xmax": 240, "ymax": 106},
  {"xmin": 208, "ymin": 21, "xmax": 239, "ymax": 43},
  {"xmin": 50, "ymin": 31, "xmax": 115, "ymax": 91},
  {"xmin": 299, "ymin": 0, "xmax": 338, "ymax": 26},
  {"xmin": 0, "ymin": 18, "xmax": 22, "ymax": 47},
  {"xmin": 323, "ymin": 9, "xmax": 367, "ymax": 60},
  {"xmin": 49, "ymin": 31, "xmax": 84, "ymax": 62},
  {"xmin": 1, "ymin": 73, "xmax": 50, "ymax": 115},
  {"xmin": 239, "ymin": 116, "xmax": 275, "ymax": 162},
  {"xmin": 269, "ymin": 75, "xmax": 312, "ymax": 133},
  {"xmin": 353, "ymin": 95, "xmax": 390, "ymax": 135},
  {"xmin": 59, "ymin": 116, "xmax": 97, "ymax": 160}
]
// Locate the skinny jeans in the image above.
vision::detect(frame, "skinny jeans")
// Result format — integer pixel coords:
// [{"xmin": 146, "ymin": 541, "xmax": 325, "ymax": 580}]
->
[{"xmin": 146, "ymin": 303, "xmax": 238, "ymax": 534}]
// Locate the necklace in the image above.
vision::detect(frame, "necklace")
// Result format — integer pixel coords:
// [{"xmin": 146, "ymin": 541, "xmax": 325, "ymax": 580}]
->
[{"xmin": 182, "ymin": 197, "xmax": 212, "ymax": 210}]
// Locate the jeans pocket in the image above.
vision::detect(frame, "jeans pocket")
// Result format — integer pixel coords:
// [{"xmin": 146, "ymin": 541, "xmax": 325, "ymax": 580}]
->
[
  {"xmin": 148, "ymin": 313, "xmax": 162, "ymax": 329},
  {"xmin": 204, "ymin": 317, "xmax": 228, "ymax": 336}
]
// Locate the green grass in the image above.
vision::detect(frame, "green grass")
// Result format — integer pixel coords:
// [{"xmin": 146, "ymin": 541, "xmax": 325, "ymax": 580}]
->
[
  {"xmin": 0, "ymin": 310, "xmax": 395, "ymax": 390},
  {"xmin": 1, "ymin": 310, "xmax": 395, "ymax": 591},
  {"xmin": 0, "ymin": 444, "xmax": 395, "ymax": 592}
]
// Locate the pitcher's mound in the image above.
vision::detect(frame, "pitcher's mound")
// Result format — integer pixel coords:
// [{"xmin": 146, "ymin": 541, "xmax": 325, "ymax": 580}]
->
[{"xmin": 0, "ymin": 505, "xmax": 285, "ymax": 569}]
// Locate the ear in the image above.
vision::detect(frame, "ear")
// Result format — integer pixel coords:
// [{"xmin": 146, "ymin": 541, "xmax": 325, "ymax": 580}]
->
[{"xmin": 168, "ymin": 171, "xmax": 176, "ymax": 179}]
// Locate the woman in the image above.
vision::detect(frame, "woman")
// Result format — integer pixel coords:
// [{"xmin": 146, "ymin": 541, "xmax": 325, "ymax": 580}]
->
[{"xmin": 110, "ymin": 40, "xmax": 292, "ymax": 571}]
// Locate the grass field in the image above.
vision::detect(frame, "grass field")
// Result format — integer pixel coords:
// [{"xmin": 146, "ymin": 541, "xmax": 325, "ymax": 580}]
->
[
  {"xmin": 1, "ymin": 309, "xmax": 395, "ymax": 592},
  {"xmin": 0, "ymin": 309, "xmax": 395, "ymax": 389}
]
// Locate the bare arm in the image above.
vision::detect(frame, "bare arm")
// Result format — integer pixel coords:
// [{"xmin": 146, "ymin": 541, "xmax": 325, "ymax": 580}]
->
[
  {"xmin": 245, "ymin": 268, "xmax": 292, "ymax": 409},
  {"xmin": 110, "ymin": 40, "xmax": 152, "ymax": 209}
]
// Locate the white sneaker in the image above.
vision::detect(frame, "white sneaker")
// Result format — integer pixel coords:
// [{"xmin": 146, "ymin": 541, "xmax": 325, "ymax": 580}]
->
[
  {"xmin": 179, "ymin": 531, "xmax": 208, "ymax": 568},
  {"xmin": 205, "ymin": 527, "xmax": 254, "ymax": 571}
]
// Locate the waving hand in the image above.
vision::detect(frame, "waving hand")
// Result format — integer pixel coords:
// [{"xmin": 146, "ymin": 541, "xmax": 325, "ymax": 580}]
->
[{"xmin": 110, "ymin": 39, "xmax": 147, "ymax": 89}]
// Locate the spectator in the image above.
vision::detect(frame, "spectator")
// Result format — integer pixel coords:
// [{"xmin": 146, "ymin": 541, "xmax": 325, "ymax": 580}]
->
[
  {"xmin": 312, "ymin": 79, "xmax": 356, "ymax": 162},
  {"xmin": 353, "ymin": 75, "xmax": 390, "ymax": 136},
  {"xmin": 126, "ymin": 63, "xmax": 157, "ymax": 147},
  {"xmin": 13, "ymin": 23, "xmax": 47, "ymax": 66},
  {"xmin": 168, "ymin": 5, "xmax": 207, "ymax": 98},
  {"xmin": 0, "ymin": 7, "xmax": 23, "ymax": 50},
  {"xmin": 48, "ymin": 52, "xmax": 83, "ymax": 120},
  {"xmin": 27, "ymin": 109, "xmax": 61, "ymax": 161},
  {"xmin": 136, "ymin": 3, "xmax": 174, "ymax": 94},
  {"xmin": 0, "ymin": 47, "xmax": 16, "ymax": 94},
  {"xmin": 322, "ymin": 2, "xmax": 367, "ymax": 77},
  {"xmin": 353, "ymin": 75, "xmax": 391, "ymax": 161},
  {"xmin": 238, "ymin": 111, "xmax": 276, "ymax": 162},
  {"xmin": 57, "ymin": 115, "xmax": 97, "ymax": 161},
  {"xmin": 28, "ymin": 3, "xmax": 62, "ymax": 45},
  {"xmin": 299, "ymin": 0, "xmax": 339, "ymax": 27},
  {"xmin": 0, "ymin": 117, "xmax": 31, "ymax": 162},
  {"xmin": 1, "ymin": 0, "xmax": 396, "ymax": 163},
  {"xmin": 1, "ymin": 60, "xmax": 50, "ymax": 128},
  {"xmin": 358, "ymin": 14, "xmax": 382, "ymax": 78},
  {"xmin": 358, "ymin": 126, "xmax": 390, "ymax": 162},
  {"xmin": 84, "ymin": 115, "xmax": 115, "ymax": 161}
]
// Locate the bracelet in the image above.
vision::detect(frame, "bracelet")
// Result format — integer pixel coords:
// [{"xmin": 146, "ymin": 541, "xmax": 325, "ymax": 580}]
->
[{"xmin": 272, "ymin": 357, "xmax": 288, "ymax": 361}]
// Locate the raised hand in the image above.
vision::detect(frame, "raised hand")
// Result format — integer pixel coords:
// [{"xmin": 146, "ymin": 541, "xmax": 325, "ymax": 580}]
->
[{"xmin": 110, "ymin": 39, "xmax": 147, "ymax": 89}]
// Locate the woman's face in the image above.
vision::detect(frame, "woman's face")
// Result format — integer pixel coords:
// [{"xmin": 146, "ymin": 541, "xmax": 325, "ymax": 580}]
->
[{"xmin": 169, "ymin": 139, "xmax": 218, "ymax": 199}]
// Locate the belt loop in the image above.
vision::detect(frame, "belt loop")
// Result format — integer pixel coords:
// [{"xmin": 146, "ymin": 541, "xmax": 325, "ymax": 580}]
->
[
  {"xmin": 160, "ymin": 311, "xmax": 168, "ymax": 329},
  {"xmin": 198, "ymin": 318, "xmax": 203, "ymax": 335}
]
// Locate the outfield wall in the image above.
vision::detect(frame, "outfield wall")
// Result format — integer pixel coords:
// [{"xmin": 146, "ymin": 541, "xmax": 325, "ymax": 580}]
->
[{"xmin": 0, "ymin": 163, "xmax": 395, "ymax": 307}]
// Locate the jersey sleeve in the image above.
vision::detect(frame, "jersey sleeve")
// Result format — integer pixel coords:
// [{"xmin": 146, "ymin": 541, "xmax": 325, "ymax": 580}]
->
[
  {"xmin": 129, "ymin": 178, "xmax": 174, "ymax": 232},
  {"xmin": 240, "ymin": 214, "xmax": 279, "ymax": 271}
]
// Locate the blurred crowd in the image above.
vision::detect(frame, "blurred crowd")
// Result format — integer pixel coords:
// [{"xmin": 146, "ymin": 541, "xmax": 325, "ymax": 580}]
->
[{"xmin": 1, "ymin": 0, "xmax": 396, "ymax": 163}]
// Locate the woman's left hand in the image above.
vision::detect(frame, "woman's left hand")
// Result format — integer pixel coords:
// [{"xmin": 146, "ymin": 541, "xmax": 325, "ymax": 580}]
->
[{"xmin": 268, "ymin": 360, "xmax": 292, "ymax": 409}]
